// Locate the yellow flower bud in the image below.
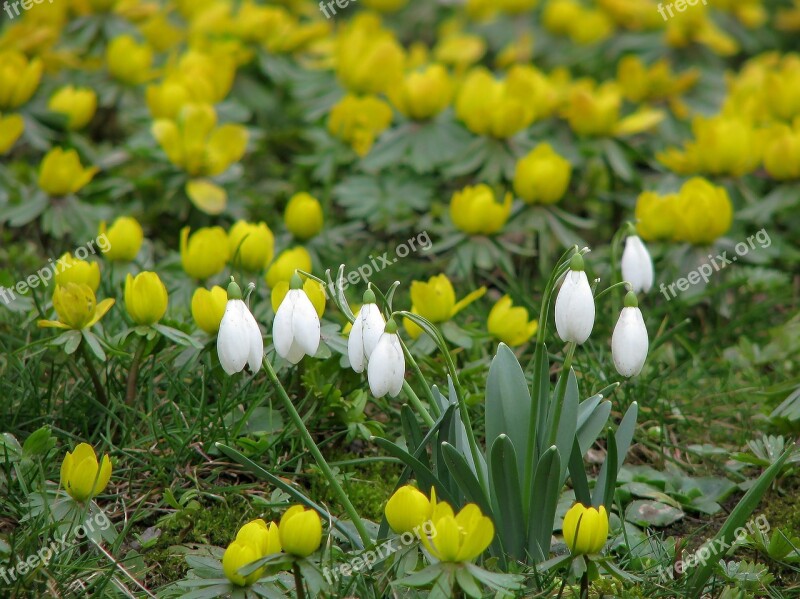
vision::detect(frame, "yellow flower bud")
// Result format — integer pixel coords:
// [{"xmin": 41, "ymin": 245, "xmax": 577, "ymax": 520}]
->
[
  {"xmin": 266, "ymin": 247, "xmax": 312, "ymax": 289},
  {"xmin": 228, "ymin": 221, "xmax": 275, "ymax": 272},
  {"xmin": 327, "ymin": 94, "xmax": 393, "ymax": 157},
  {"xmin": 235, "ymin": 519, "xmax": 282, "ymax": 557},
  {"xmin": 766, "ymin": 57, "xmax": 800, "ymax": 121},
  {"xmin": 48, "ymin": 86, "xmax": 97, "ymax": 130},
  {"xmin": 38, "ymin": 148, "xmax": 99, "ymax": 197},
  {"xmin": 0, "ymin": 51, "xmax": 43, "ymax": 109},
  {"xmin": 562, "ymin": 81, "xmax": 621, "ymax": 137},
  {"xmin": 60, "ymin": 443, "xmax": 112, "ymax": 502},
  {"xmin": 124, "ymin": 272, "xmax": 168, "ymax": 325},
  {"xmin": 450, "ymin": 184, "xmax": 512, "ymax": 235},
  {"xmin": 388, "ymin": 64, "xmax": 454, "ymax": 121},
  {"xmin": 764, "ymin": 124, "xmax": 800, "ymax": 181},
  {"xmin": 487, "ymin": 296, "xmax": 538, "ymax": 346},
  {"xmin": 543, "ymin": 0, "xmax": 582, "ymax": 35},
  {"xmin": 285, "ymin": 193, "xmax": 323, "ymax": 240},
  {"xmin": 145, "ymin": 79, "xmax": 191, "ymax": 119},
  {"xmin": 271, "ymin": 279, "xmax": 326, "ymax": 318},
  {"xmin": 673, "ymin": 178, "xmax": 733, "ymax": 245},
  {"xmin": 54, "ymin": 253, "xmax": 101, "ymax": 292},
  {"xmin": 455, "ymin": 68, "xmax": 534, "ymax": 138},
  {"xmin": 420, "ymin": 502, "xmax": 494, "ymax": 562},
  {"xmin": 635, "ymin": 191, "xmax": 679, "ymax": 241},
  {"xmin": 38, "ymin": 283, "xmax": 115, "ymax": 331},
  {"xmin": 385, "ymin": 485, "xmax": 432, "ymax": 534},
  {"xmin": 513, "ymin": 143, "xmax": 572, "ymax": 204},
  {"xmin": 279, "ymin": 505, "xmax": 322, "ymax": 558},
  {"xmin": 99, "ymin": 216, "xmax": 144, "ymax": 262},
  {"xmin": 562, "ymin": 503, "xmax": 608, "ymax": 555},
  {"xmin": 335, "ymin": 14, "xmax": 405, "ymax": 94},
  {"xmin": 180, "ymin": 226, "xmax": 229, "ymax": 280},
  {"xmin": 403, "ymin": 274, "xmax": 486, "ymax": 338},
  {"xmin": 191, "ymin": 286, "xmax": 228, "ymax": 334},
  {"xmin": 106, "ymin": 34, "xmax": 153, "ymax": 85},
  {"xmin": 222, "ymin": 541, "xmax": 263, "ymax": 586},
  {"xmin": 0, "ymin": 113, "xmax": 24, "ymax": 154}
]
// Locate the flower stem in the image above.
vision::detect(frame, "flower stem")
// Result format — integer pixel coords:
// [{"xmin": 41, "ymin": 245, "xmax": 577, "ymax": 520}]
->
[
  {"xmin": 402, "ymin": 381, "xmax": 435, "ymax": 428},
  {"xmin": 547, "ymin": 342, "xmax": 576, "ymax": 447},
  {"xmin": 263, "ymin": 357, "xmax": 371, "ymax": 547},
  {"xmin": 125, "ymin": 336, "xmax": 147, "ymax": 406},
  {"xmin": 79, "ymin": 343, "xmax": 108, "ymax": 407},
  {"xmin": 293, "ymin": 562, "xmax": 306, "ymax": 599},
  {"xmin": 399, "ymin": 337, "xmax": 440, "ymax": 418}
]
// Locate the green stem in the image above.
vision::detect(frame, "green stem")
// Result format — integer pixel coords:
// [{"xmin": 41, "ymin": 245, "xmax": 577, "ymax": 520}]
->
[
  {"xmin": 547, "ymin": 342, "xmax": 576, "ymax": 448},
  {"xmin": 293, "ymin": 562, "xmax": 306, "ymax": 599},
  {"xmin": 79, "ymin": 343, "xmax": 108, "ymax": 407},
  {"xmin": 263, "ymin": 357, "xmax": 371, "ymax": 547},
  {"xmin": 402, "ymin": 381, "xmax": 435, "ymax": 428},
  {"xmin": 125, "ymin": 336, "xmax": 147, "ymax": 406},
  {"xmin": 593, "ymin": 281, "xmax": 631, "ymax": 303},
  {"xmin": 399, "ymin": 337, "xmax": 440, "ymax": 418}
]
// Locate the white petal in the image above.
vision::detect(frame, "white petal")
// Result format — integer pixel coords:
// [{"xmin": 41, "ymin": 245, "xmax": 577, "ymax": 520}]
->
[
  {"xmin": 385, "ymin": 335, "xmax": 405, "ymax": 397},
  {"xmin": 243, "ymin": 307, "xmax": 264, "ymax": 372},
  {"xmin": 621, "ymin": 236, "xmax": 654, "ymax": 294},
  {"xmin": 612, "ymin": 307, "xmax": 649, "ymax": 377},
  {"xmin": 291, "ymin": 290, "xmax": 320, "ymax": 357},
  {"xmin": 361, "ymin": 304, "xmax": 386, "ymax": 358},
  {"xmin": 554, "ymin": 270, "xmax": 595, "ymax": 344},
  {"xmin": 284, "ymin": 339, "xmax": 307, "ymax": 365},
  {"xmin": 217, "ymin": 300, "xmax": 251, "ymax": 375},
  {"xmin": 348, "ymin": 311, "xmax": 366, "ymax": 373},
  {"xmin": 368, "ymin": 334, "xmax": 394, "ymax": 398},
  {"xmin": 272, "ymin": 294, "xmax": 296, "ymax": 359}
]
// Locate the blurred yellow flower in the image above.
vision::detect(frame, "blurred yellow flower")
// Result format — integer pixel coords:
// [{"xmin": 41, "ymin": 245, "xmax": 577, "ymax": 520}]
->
[
  {"xmin": 106, "ymin": 34, "xmax": 153, "ymax": 85},
  {"xmin": 271, "ymin": 278, "xmax": 326, "ymax": 318},
  {"xmin": 138, "ymin": 11, "xmax": 185, "ymax": 51},
  {"xmin": 450, "ymin": 184, "xmax": 512, "ymax": 235},
  {"xmin": 0, "ymin": 113, "xmax": 24, "ymax": 154},
  {"xmin": 635, "ymin": 191, "xmax": 679, "ymax": 241},
  {"xmin": 498, "ymin": 0, "xmax": 538, "ymax": 14},
  {"xmin": 487, "ymin": 295, "xmax": 538, "ymax": 346},
  {"xmin": 279, "ymin": 505, "xmax": 322, "ymax": 558},
  {"xmin": 38, "ymin": 283, "xmax": 114, "ymax": 331},
  {"xmin": 562, "ymin": 80, "xmax": 664, "ymax": 137},
  {"xmin": 125, "ymin": 272, "xmax": 168, "ymax": 326},
  {"xmin": 388, "ymin": 64, "xmax": 454, "ymax": 121},
  {"xmin": 55, "ymin": 253, "xmax": 101, "ymax": 291},
  {"xmin": 328, "ymin": 94, "xmax": 393, "ymax": 157},
  {"xmin": 0, "ymin": 51, "xmax": 42, "ymax": 109},
  {"xmin": 505, "ymin": 64, "xmax": 565, "ymax": 120},
  {"xmin": 563, "ymin": 503, "xmax": 608, "ymax": 555},
  {"xmin": 764, "ymin": 123, "xmax": 800, "ymax": 180},
  {"xmin": 180, "ymin": 226, "xmax": 229, "ymax": 280},
  {"xmin": 191, "ymin": 286, "xmax": 228, "ymax": 334},
  {"xmin": 765, "ymin": 55, "xmax": 800, "ymax": 122},
  {"xmin": 616, "ymin": 55, "xmax": 698, "ymax": 117},
  {"xmin": 99, "ymin": 216, "xmax": 144, "ymax": 262},
  {"xmin": 421, "ymin": 502, "xmax": 494, "ymax": 562},
  {"xmin": 404, "ymin": 274, "xmax": 486, "ymax": 338},
  {"xmin": 673, "ymin": 178, "xmax": 733, "ymax": 245},
  {"xmin": 228, "ymin": 220, "xmax": 275, "ymax": 272},
  {"xmin": 48, "ymin": 85, "xmax": 97, "ymax": 130},
  {"xmin": 495, "ymin": 32, "xmax": 535, "ymax": 69},
  {"xmin": 284, "ymin": 192, "xmax": 323, "ymax": 240},
  {"xmin": 434, "ymin": 33, "xmax": 486, "ymax": 72},
  {"xmin": 709, "ymin": 0, "xmax": 766, "ymax": 28},
  {"xmin": 385, "ymin": 485, "xmax": 433, "ymax": 534},
  {"xmin": 335, "ymin": 14, "xmax": 405, "ymax": 94},
  {"xmin": 174, "ymin": 50, "xmax": 236, "ymax": 105},
  {"xmin": 145, "ymin": 79, "xmax": 192, "ymax": 120},
  {"xmin": 543, "ymin": 0, "xmax": 582, "ymax": 35},
  {"xmin": 513, "ymin": 143, "xmax": 572, "ymax": 205},
  {"xmin": 59, "ymin": 443, "xmax": 112, "ymax": 502},
  {"xmin": 664, "ymin": 4, "xmax": 737, "ymax": 56},
  {"xmin": 568, "ymin": 9, "xmax": 614, "ymax": 45},
  {"xmin": 362, "ymin": 0, "xmax": 408, "ymax": 11},
  {"xmin": 455, "ymin": 67, "xmax": 535, "ymax": 138},
  {"xmin": 266, "ymin": 247, "xmax": 312, "ymax": 289},
  {"xmin": 38, "ymin": 148, "xmax": 99, "ymax": 196}
]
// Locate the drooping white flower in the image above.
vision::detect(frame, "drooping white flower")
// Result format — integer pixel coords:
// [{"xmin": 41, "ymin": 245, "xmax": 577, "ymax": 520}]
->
[
  {"xmin": 348, "ymin": 290, "xmax": 386, "ymax": 373},
  {"xmin": 367, "ymin": 319, "xmax": 405, "ymax": 398},
  {"xmin": 554, "ymin": 253, "xmax": 595, "ymax": 344},
  {"xmin": 217, "ymin": 281, "xmax": 264, "ymax": 375},
  {"xmin": 272, "ymin": 274, "xmax": 320, "ymax": 364},
  {"xmin": 612, "ymin": 292, "xmax": 649, "ymax": 377},
  {"xmin": 621, "ymin": 235, "xmax": 654, "ymax": 294}
]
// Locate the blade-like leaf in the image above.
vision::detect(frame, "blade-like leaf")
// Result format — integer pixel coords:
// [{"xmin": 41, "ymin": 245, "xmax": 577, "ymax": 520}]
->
[
  {"xmin": 489, "ymin": 435, "xmax": 526, "ymax": 560},
  {"xmin": 528, "ymin": 445, "xmax": 562, "ymax": 562},
  {"xmin": 441, "ymin": 442, "xmax": 492, "ymax": 516}
]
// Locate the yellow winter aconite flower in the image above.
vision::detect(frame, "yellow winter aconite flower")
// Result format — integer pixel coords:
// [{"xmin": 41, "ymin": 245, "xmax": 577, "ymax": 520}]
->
[
  {"xmin": 543, "ymin": 0, "xmax": 583, "ymax": 35},
  {"xmin": 487, "ymin": 296, "xmax": 538, "ymax": 346},
  {"xmin": 335, "ymin": 14, "xmax": 405, "ymax": 95},
  {"xmin": 513, "ymin": 143, "xmax": 572, "ymax": 205},
  {"xmin": 55, "ymin": 253, "xmax": 101, "ymax": 291},
  {"xmin": 284, "ymin": 192, "xmax": 323, "ymax": 240},
  {"xmin": 228, "ymin": 221, "xmax": 275, "ymax": 272},
  {"xmin": 562, "ymin": 80, "xmax": 664, "ymax": 137},
  {"xmin": 271, "ymin": 278, "xmax": 326, "ymax": 318},
  {"xmin": 673, "ymin": 178, "xmax": 733, "ymax": 245},
  {"xmin": 106, "ymin": 34, "xmax": 153, "ymax": 85},
  {"xmin": 38, "ymin": 283, "xmax": 114, "ymax": 330},
  {"xmin": 328, "ymin": 94, "xmax": 393, "ymax": 157},
  {"xmin": 0, "ymin": 51, "xmax": 43, "ymax": 109},
  {"xmin": 563, "ymin": 503, "xmax": 608, "ymax": 555},
  {"xmin": 421, "ymin": 502, "xmax": 494, "ymax": 562},
  {"xmin": 764, "ymin": 123, "xmax": 800, "ymax": 180},
  {"xmin": 191, "ymin": 286, "xmax": 228, "ymax": 334},
  {"xmin": 236, "ymin": 519, "xmax": 281, "ymax": 557},
  {"xmin": 145, "ymin": 79, "xmax": 192, "ymax": 120},
  {"xmin": 616, "ymin": 55, "xmax": 699, "ymax": 117},
  {"xmin": 266, "ymin": 247, "xmax": 312, "ymax": 288},
  {"xmin": 38, "ymin": 148, "xmax": 99, "ymax": 196},
  {"xmin": 568, "ymin": 9, "xmax": 614, "ymax": 45},
  {"xmin": 504, "ymin": 65, "xmax": 564, "ymax": 121},
  {"xmin": 60, "ymin": 443, "xmax": 112, "ymax": 502},
  {"xmin": 388, "ymin": 64, "xmax": 454, "ymax": 121},
  {"xmin": 598, "ymin": 0, "xmax": 664, "ymax": 31},
  {"xmin": 403, "ymin": 274, "xmax": 486, "ymax": 338},
  {"xmin": 138, "ymin": 10, "xmax": 185, "ymax": 52},
  {"xmin": 498, "ymin": 0, "xmax": 538, "ymax": 14},
  {"xmin": 495, "ymin": 32, "xmax": 535, "ymax": 68},
  {"xmin": 455, "ymin": 67, "xmax": 535, "ymax": 138},
  {"xmin": 279, "ymin": 505, "xmax": 322, "ymax": 558},
  {"xmin": 433, "ymin": 32, "xmax": 486, "ymax": 71},
  {"xmin": 385, "ymin": 485, "xmax": 433, "ymax": 534},
  {"xmin": 180, "ymin": 226, "xmax": 229, "ymax": 280},
  {"xmin": 764, "ymin": 55, "xmax": 800, "ymax": 122},
  {"xmin": 450, "ymin": 184, "xmax": 512, "ymax": 235},
  {"xmin": 174, "ymin": 50, "xmax": 236, "ymax": 105},
  {"xmin": 709, "ymin": 0, "xmax": 766, "ymax": 28},
  {"xmin": 48, "ymin": 86, "xmax": 97, "ymax": 130},
  {"xmin": 151, "ymin": 103, "xmax": 249, "ymax": 177},
  {"xmin": 99, "ymin": 216, "xmax": 144, "ymax": 262},
  {"xmin": 664, "ymin": 3, "xmax": 737, "ymax": 56},
  {"xmin": 125, "ymin": 272, "xmax": 168, "ymax": 326},
  {"xmin": 634, "ymin": 191, "xmax": 679, "ymax": 241},
  {"xmin": 362, "ymin": 0, "xmax": 408, "ymax": 11},
  {"xmin": 222, "ymin": 541, "xmax": 263, "ymax": 586},
  {"xmin": 0, "ymin": 113, "xmax": 24, "ymax": 154}
]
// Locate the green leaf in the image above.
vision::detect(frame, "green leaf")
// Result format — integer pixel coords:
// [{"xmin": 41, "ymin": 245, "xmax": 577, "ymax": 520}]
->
[
  {"xmin": 528, "ymin": 446, "xmax": 561, "ymax": 561},
  {"xmin": 593, "ymin": 402, "xmax": 638, "ymax": 507},
  {"xmin": 577, "ymin": 399, "xmax": 612, "ymax": 456},
  {"xmin": 401, "ymin": 404, "xmax": 426, "ymax": 461},
  {"xmin": 488, "ymin": 435, "xmax": 525, "ymax": 560},
  {"xmin": 624, "ymin": 500, "xmax": 684, "ymax": 527},
  {"xmin": 455, "ymin": 567, "xmax": 484, "ymax": 598},
  {"xmin": 554, "ymin": 369, "xmax": 579, "ymax": 485},
  {"xmin": 568, "ymin": 437, "xmax": 592, "ymax": 505},
  {"xmin": 594, "ymin": 429, "xmax": 618, "ymax": 508},
  {"xmin": 81, "ymin": 330, "xmax": 106, "ymax": 361},
  {"xmin": 441, "ymin": 442, "xmax": 492, "ymax": 516}
]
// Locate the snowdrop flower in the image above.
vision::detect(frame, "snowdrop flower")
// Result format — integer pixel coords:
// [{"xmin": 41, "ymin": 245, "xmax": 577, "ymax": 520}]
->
[
  {"xmin": 217, "ymin": 280, "xmax": 264, "ymax": 375},
  {"xmin": 348, "ymin": 289, "xmax": 386, "ymax": 373},
  {"xmin": 611, "ymin": 292, "xmax": 649, "ymax": 377},
  {"xmin": 368, "ymin": 319, "xmax": 405, "ymax": 398},
  {"xmin": 554, "ymin": 253, "xmax": 595, "ymax": 344},
  {"xmin": 621, "ymin": 235, "xmax": 654, "ymax": 294},
  {"xmin": 273, "ymin": 273, "xmax": 320, "ymax": 364}
]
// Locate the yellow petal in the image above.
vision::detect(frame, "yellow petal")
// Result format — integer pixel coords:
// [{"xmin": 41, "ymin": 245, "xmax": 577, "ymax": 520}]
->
[{"xmin": 186, "ymin": 179, "xmax": 227, "ymax": 215}]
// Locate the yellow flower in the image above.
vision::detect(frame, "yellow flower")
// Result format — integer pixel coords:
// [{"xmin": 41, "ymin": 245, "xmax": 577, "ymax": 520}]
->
[
  {"xmin": 495, "ymin": 32, "xmax": 535, "ymax": 69},
  {"xmin": 765, "ymin": 55, "xmax": 800, "ymax": 122},
  {"xmin": 543, "ymin": 0, "xmax": 583, "ymax": 35},
  {"xmin": 228, "ymin": 221, "xmax": 275, "ymax": 272},
  {"xmin": 235, "ymin": 519, "xmax": 281, "ymax": 557},
  {"xmin": 174, "ymin": 50, "xmax": 236, "ymax": 105},
  {"xmin": 513, "ymin": 143, "xmax": 572, "ymax": 205},
  {"xmin": 151, "ymin": 103, "xmax": 248, "ymax": 178},
  {"xmin": 404, "ymin": 274, "xmax": 486, "ymax": 338},
  {"xmin": 433, "ymin": 33, "xmax": 487, "ymax": 72},
  {"xmin": 362, "ymin": 0, "xmax": 408, "ymax": 11},
  {"xmin": 450, "ymin": 184, "xmax": 512, "ymax": 235},
  {"xmin": 180, "ymin": 226, "xmax": 230, "ymax": 280},
  {"xmin": 421, "ymin": 502, "xmax": 494, "ymax": 562},
  {"xmin": 673, "ymin": 178, "xmax": 733, "ymax": 245},
  {"xmin": 38, "ymin": 148, "xmax": 99, "ymax": 196},
  {"xmin": 106, "ymin": 34, "xmax": 153, "ymax": 85},
  {"xmin": 99, "ymin": 217, "xmax": 144, "ymax": 262},
  {"xmin": 48, "ymin": 86, "xmax": 97, "ymax": 130},
  {"xmin": 562, "ymin": 503, "xmax": 608, "ymax": 555},
  {"xmin": 568, "ymin": 9, "xmax": 614, "ymax": 45},
  {"xmin": 0, "ymin": 113, "xmax": 24, "ymax": 154},
  {"xmin": 59, "ymin": 443, "xmax": 112, "ymax": 502},
  {"xmin": 191, "ymin": 286, "xmax": 228, "ymax": 334},
  {"xmin": 271, "ymin": 279, "xmax": 326, "ymax": 318},
  {"xmin": 616, "ymin": 56, "xmax": 699, "ymax": 106},
  {"xmin": 38, "ymin": 283, "xmax": 114, "ymax": 331},
  {"xmin": 562, "ymin": 80, "xmax": 663, "ymax": 137},
  {"xmin": 0, "ymin": 51, "xmax": 43, "ymax": 109},
  {"xmin": 54, "ymin": 253, "xmax": 101, "ymax": 292},
  {"xmin": 335, "ymin": 14, "xmax": 405, "ymax": 94},
  {"xmin": 764, "ymin": 124, "xmax": 800, "ymax": 181},
  {"xmin": 665, "ymin": 4, "xmax": 737, "ymax": 56},
  {"xmin": 487, "ymin": 296, "xmax": 538, "ymax": 346},
  {"xmin": 138, "ymin": 11, "xmax": 185, "ymax": 52},
  {"xmin": 504, "ymin": 65, "xmax": 564, "ymax": 120},
  {"xmin": 455, "ymin": 67, "xmax": 535, "ymax": 138},
  {"xmin": 498, "ymin": 0, "xmax": 538, "ymax": 14},
  {"xmin": 124, "ymin": 272, "xmax": 168, "ymax": 325},
  {"xmin": 634, "ymin": 191, "xmax": 679, "ymax": 241},
  {"xmin": 328, "ymin": 94, "xmax": 393, "ymax": 157},
  {"xmin": 145, "ymin": 79, "xmax": 192, "ymax": 120},
  {"xmin": 222, "ymin": 541, "xmax": 263, "ymax": 586},
  {"xmin": 279, "ymin": 505, "xmax": 322, "ymax": 558},
  {"xmin": 284, "ymin": 192, "xmax": 323, "ymax": 240},
  {"xmin": 388, "ymin": 65, "xmax": 454, "ymax": 121},
  {"xmin": 266, "ymin": 247, "xmax": 312, "ymax": 289},
  {"xmin": 385, "ymin": 486, "xmax": 432, "ymax": 534}
]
